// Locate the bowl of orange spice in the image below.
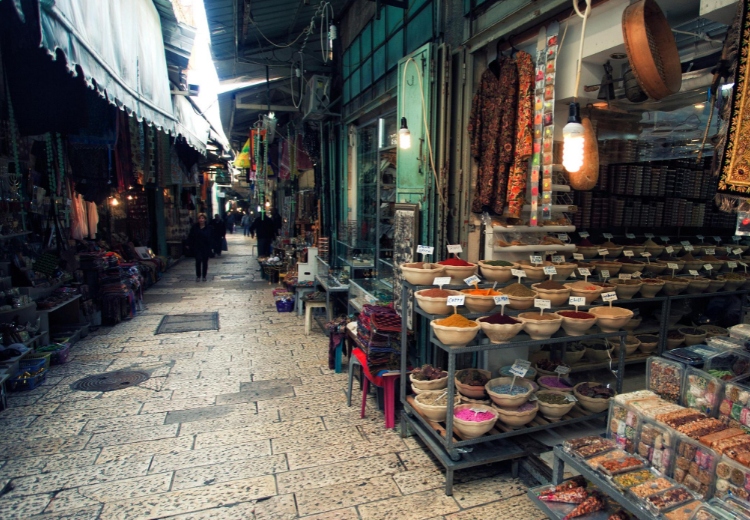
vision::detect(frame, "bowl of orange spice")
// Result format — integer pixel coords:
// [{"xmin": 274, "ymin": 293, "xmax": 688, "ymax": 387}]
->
[
  {"xmin": 431, "ymin": 314, "xmax": 481, "ymax": 346},
  {"xmin": 460, "ymin": 288, "xmax": 501, "ymax": 313}
]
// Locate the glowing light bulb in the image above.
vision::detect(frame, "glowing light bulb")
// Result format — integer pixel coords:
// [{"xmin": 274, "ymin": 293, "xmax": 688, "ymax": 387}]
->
[
  {"xmin": 398, "ymin": 117, "xmax": 411, "ymax": 150},
  {"xmin": 110, "ymin": 198, "xmax": 119, "ymax": 206},
  {"xmin": 562, "ymin": 103, "xmax": 585, "ymax": 173}
]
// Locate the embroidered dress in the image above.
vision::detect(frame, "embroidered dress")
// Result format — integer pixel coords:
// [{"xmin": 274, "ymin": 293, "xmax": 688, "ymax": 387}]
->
[{"xmin": 506, "ymin": 51, "xmax": 535, "ymax": 219}]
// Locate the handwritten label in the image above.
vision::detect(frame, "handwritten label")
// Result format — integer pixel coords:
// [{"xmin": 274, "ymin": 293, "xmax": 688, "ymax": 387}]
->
[
  {"xmin": 557, "ymin": 234, "xmax": 569, "ymax": 242},
  {"xmin": 509, "ymin": 359, "xmax": 531, "ymax": 378},
  {"xmin": 552, "ymin": 255, "xmax": 565, "ymax": 264},
  {"xmin": 632, "ymin": 272, "xmax": 642, "ymax": 278},
  {"xmin": 714, "ymin": 236, "xmax": 722, "ymax": 242},
  {"xmin": 578, "ymin": 268, "xmax": 591, "ymax": 276},
  {"xmin": 667, "ymin": 263, "xmax": 679, "ymax": 270},
  {"xmin": 684, "ymin": 245, "xmax": 694, "ymax": 252},
  {"xmin": 624, "ymin": 250, "xmax": 634, "ymax": 257},
  {"xmin": 689, "ymin": 270, "xmax": 700, "ymax": 276},
  {"xmin": 530, "ymin": 255, "xmax": 543, "ymax": 264},
  {"xmin": 619, "ymin": 273, "xmax": 632, "ymax": 280},
  {"xmin": 543, "ymin": 266, "xmax": 557, "ymax": 275},
  {"xmin": 666, "ymin": 246, "xmax": 674, "ymax": 254},
  {"xmin": 603, "ymin": 233, "xmax": 613, "ymax": 239},
  {"xmin": 494, "ymin": 295, "xmax": 510, "ymax": 305},
  {"xmin": 728, "ymin": 262, "xmax": 738, "ymax": 269},
  {"xmin": 734, "ymin": 248, "xmax": 743, "ymax": 255},
  {"xmin": 626, "ymin": 233, "xmax": 636, "ymax": 239},
  {"xmin": 433, "ymin": 277, "xmax": 451, "ymax": 286},
  {"xmin": 601, "ymin": 292, "xmax": 618, "ymax": 302},
  {"xmin": 704, "ymin": 248, "xmax": 715, "ymax": 256},
  {"xmin": 704, "ymin": 264, "xmax": 713, "ymax": 271},
  {"xmin": 446, "ymin": 295, "xmax": 466, "ymax": 306},
  {"xmin": 511, "ymin": 269, "xmax": 527, "ymax": 278},
  {"xmin": 579, "ymin": 231, "xmax": 590, "ymax": 238},
  {"xmin": 740, "ymin": 262, "xmax": 748, "ymax": 267},
  {"xmin": 661, "ymin": 236, "xmax": 670, "ymax": 242},
  {"xmin": 464, "ymin": 275, "xmax": 481, "ymax": 286},
  {"xmin": 645, "ymin": 233, "xmax": 655, "ymax": 238},
  {"xmin": 641, "ymin": 252, "xmax": 652, "ymax": 258},
  {"xmin": 573, "ymin": 253, "xmax": 584, "ymax": 260},
  {"xmin": 697, "ymin": 235, "xmax": 705, "ymax": 241},
  {"xmin": 566, "ymin": 394, "xmax": 578, "ymax": 402},
  {"xmin": 535, "ymin": 299, "xmax": 551, "ymax": 310},
  {"xmin": 569, "ymin": 296, "xmax": 586, "ymax": 306},
  {"xmin": 447, "ymin": 244, "xmax": 463, "ymax": 254},
  {"xmin": 555, "ymin": 365, "xmax": 571, "ymax": 375},
  {"xmin": 417, "ymin": 245, "xmax": 434, "ymax": 255},
  {"xmin": 733, "ymin": 236, "xmax": 742, "ymax": 243},
  {"xmin": 598, "ymin": 249, "xmax": 609, "ymax": 256},
  {"xmin": 601, "ymin": 270, "xmax": 610, "ymax": 279},
  {"xmin": 681, "ymin": 241, "xmax": 691, "ymax": 247}
]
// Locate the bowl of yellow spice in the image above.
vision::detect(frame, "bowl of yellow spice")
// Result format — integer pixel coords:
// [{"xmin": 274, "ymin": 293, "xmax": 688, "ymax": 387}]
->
[{"xmin": 431, "ymin": 314, "xmax": 481, "ymax": 346}]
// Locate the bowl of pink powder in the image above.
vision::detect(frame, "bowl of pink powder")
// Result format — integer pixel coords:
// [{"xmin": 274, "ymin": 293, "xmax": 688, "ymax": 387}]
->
[{"xmin": 452, "ymin": 404, "xmax": 498, "ymax": 439}]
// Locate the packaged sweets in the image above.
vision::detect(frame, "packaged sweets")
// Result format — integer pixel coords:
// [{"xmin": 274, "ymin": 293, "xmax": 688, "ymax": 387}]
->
[
  {"xmin": 598, "ymin": 454, "xmax": 645, "ymax": 476},
  {"xmin": 636, "ymin": 419, "xmax": 675, "ymax": 474},
  {"xmin": 688, "ymin": 505, "xmax": 733, "ymax": 520},
  {"xmin": 611, "ymin": 469, "xmax": 657, "ymax": 490},
  {"xmin": 677, "ymin": 418, "xmax": 726, "ymax": 440},
  {"xmin": 565, "ymin": 437, "xmax": 617, "ymax": 458},
  {"xmin": 670, "ymin": 435, "xmax": 719, "ymax": 500},
  {"xmin": 586, "ymin": 449, "xmax": 630, "ymax": 469},
  {"xmin": 614, "ymin": 390, "xmax": 658, "ymax": 405},
  {"xmin": 704, "ymin": 350, "xmax": 750, "ymax": 382},
  {"xmin": 657, "ymin": 409, "xmax": 707, "ymax": 429},
  {"xmin": 718, "ymin": 380, "xmax": 750, "ymax": 432},
  {"xmin": 648, "ymin": 358, "xmax": 684, "ymax": 403},
  {"xmin": 683, "ymin": 368, "xmax": 724, "ymax": 416},
  {"xmin": 629, "ymin": 477, "xmax": 674, "ymax": 499},
  {"xmin": 698, "ymin": 428, "xmax": 744, "ymax": 448},
  {"xmin": 663, "ymin": 501, "xmax": 702, "ymax": 520},
  {"xmin": 628, "ymin": 397, "xmax": 681, "ymax": 419},
  {"xmin": 608, "ymin": 400, "xmax": 639, "ymax": 453},
  {"xmin": 645, "ymin": 486, "xmax": 695, "ymax": 514},
  {"xmin": 714, "ymin": 456, "xmax": 750, "ymax": 501},
  {"xmin": 718, "ymin": 495, "xmax": 750, "ymax": 518}
]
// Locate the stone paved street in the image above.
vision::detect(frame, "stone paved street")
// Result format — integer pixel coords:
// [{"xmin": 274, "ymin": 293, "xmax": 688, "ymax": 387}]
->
[{"xmin": 0, "ymin": 235, "xmax": 547, "ymax": 519}]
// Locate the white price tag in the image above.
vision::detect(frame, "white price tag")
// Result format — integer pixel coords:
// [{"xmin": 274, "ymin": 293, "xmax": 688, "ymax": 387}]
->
[
  {"xmin": 728, "ymin": 262, "xmax": 738, "ymax": 269},
  {"xmin": 641, "ymin": 252, "xmax": 651, "ymax": 258},
  {"xmin": 681, "ymin": 241, "xmax": 691, "ymax": 247},
  {"xmin": 697, "ymin": 235, "xmax": 705, "ymax": 240},
  {"xmin": 446, "ymin": 295, "xmax": 466, "ymax": 306},
  {"xmin": 733, "ymin": 236, "xmax": 742, "ymax": 243},
  {"xmin": 494, "ymin": 295, "xmax": 510, "ymax": 305},
  {"xmin": 734, "ymin": 248, "xmax": 743, "ymax": 255},
  {"xmin": 598, "ymin": 249, "xmax": 609, "ymax": 256},
  {"xmin": 601, "ymin": 270, "xmax": 610, "ymax": 279},
  {"xmin": 689, "ymin": 270, "xmax": 700, "ymax": 276},
  {"xmin": 573, "ymin": 253, "xmax": 584, "ymax": 260},
  {"xmin": 684, "ymin": 245, "xmax": 694, "ymax": 252},
  {"xmin": 645, "ymin": 233, "xmax": 655, "ymax": 238},
  {"xmin": 579, "ymin": 231, "xmax": 590, "ymax": 238},
  {"xmin": 511, "ymin": 269, "xmax": 527, "ymax": 278},
  {"xmin": 530, "ymin": 255, "xmax": 543, "ymax": 264},
  {"xmin": 665, "ymin": 246, "xmax": 674, "ymax": 254},
  {"xmin": 543, "ymin": 266, "xmax": 557, "ymax": 275},
  {"xmin": 417, "ymin": 245, "xmax": 434, "ymax": 255},
  {"xmin": 704, "ymin": 248, "xmax": 716, "ymax": 256},
  {"xmin": 601, "ymin": 292, "xmax": 618, "ymax": 302},
  {"xmin": 555, "ymin": 365, "xmax": 571, "ymax": 375},
  {"xmin": 661, "ymin": 236, "xmax": 671, "ymax": 242},
  {"xmin": 558, "ymin": 234, "xmax": 569, "ymax": 242},
  {"xmin": 632, "ymin": 271, "xmax": 642, "ymax": 278},
  {"xmin": 619, "ymin": 273, "xmax": 632, "ymax": 280},
  {"xmin": 433, "ymin": 277, "xmax": 451, "ymax": 286},
  {"xmin": 667, "ymin": 263, "xmax": 679, "ymax": 270},
  {"xmin": 704, "ymin": 264, "xmax": 713, "ymax": 271},
  {"xmin": 566, "ymin": 394, "xmax": 579, "ymax": 402},
  {"xmin": 603, "ymin": 233, "xmax": 613, "ymax": 239},
  {"xmin": 552, "ymin": 255, "xmax": 565, "ymax": 264},
  {"xmin": 578, "ymin": 268, "xmax": 591, "ymax": 276},
  {"xmin": 714, "ymin": 236, "xmax": 722, "ymax": 242},
  {"xmin": 569, "ymin": 296, "xmax": 586, "ymax": 306},
  {"xmin": 534, "ymin": 299, "xmax": 551, "ymax": 309},
  {"xmin": 740, "ymin": 262, "xmax": 748, "ymax": 267},
  {"xmin": 464, "ymin": 275, "xmax": 481, "ymax": 286},
  {"xmin": 447, "ymin": 244, "xmax": 463, "ymax": 254},
  {"xmin": 626, "ymin": 233, "xmax": 636, "ymax": 239},
  {"xmin": 509, "ymin": 359, "xmax": 531, "ymax": 378},
  {"xmin": 624, "ymin": 250, "xmax": 634, "ymax": 257}
]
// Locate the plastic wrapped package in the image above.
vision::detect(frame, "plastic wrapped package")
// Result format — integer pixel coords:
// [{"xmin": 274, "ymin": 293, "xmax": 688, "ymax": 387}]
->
[
  {"xmin": 585, "ymin": 448, "xmax": 631, "ymax": 470},
  {"xmin": 611, "ymin": 468, "xmax": 659, "ymax": 490},
  {"xmin": 718, "ymin": 379, "xmax": 750, "ymax": 432},
  {"xmin": 705, "ymin": 350, "xmax": 750, "ymax": 382},
  {"xmin": 629, "ymin": 397, "xmax": 685, "ymax": 419},
  {"xmin": 715, "ymin": 495, "xmax": 750, "ymax": 518},
  {"xmin": 687, "ymin": 504, "xmax": 735, "ymax": 520},
  {"xmin": 714, "ymin": 455, "xmax": 750, "ymax": 501},
  {"xmin": 729, "ymin": 324, "xmax": 750, "ymax": 344},
  {"xmin": 563, "ymin": 436, "xmax": 617, "ymax": 459},
  {"xmin": 628, "ymin": 476, "xmax": 675, "ymax": 500},
  {"xmin": 597, "ymin": 452, "xmax": 646, "ymax": 476},
  {"xmin": 636, "ymin": 418, "xmax": 676, "ymax": 475},
  {"xmin": 663, "ymin": 501, "xmax": 703, "ymax": 520},
  {"xmin": 656, "ymin": 408, "xmax": 707, "ymax": 429},
  {"xmin": 648, "ymin": 358, "xmax": 685, "ymax": 403},
  {"xmin": 614, "ymin": 390, "xmax": 658, "ymax": 405},
  {"xmin": 644, "ymin": 486, "xmax": 697, "ymax": 515},
  {"xmin": 670, "ymin": 435, "xmax": 719, "ymax": 500},
  {"xmin": 683, "ymin": 367, "xmax": 724, "ymax": 416},
  {"xmin": 707, "ymin": 336, "xmax": 746, "ymax": 350},
  {"xmin": 609, "ymin": 400, "xmax": 640, "ymax": 453}
]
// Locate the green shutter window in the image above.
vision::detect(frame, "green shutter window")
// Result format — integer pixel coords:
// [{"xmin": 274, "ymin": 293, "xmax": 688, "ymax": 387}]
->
[
  {"xmin": 373, "ymin": 45, "xmax": 386, "ymax": 80},
  {"xmin": 386, "ymin": 5, "xmax": 403, "ymax": 35},
  {"xmin": 406, "ymin": 3, "xmax": 433, "ymax": 53},
  {"xmin": 361, "ymin": 24, "xmax": 372, "ymax": 60},
  {"xmin": 387, "ymin": 28, "xmax": 404, "ymax": 71}
]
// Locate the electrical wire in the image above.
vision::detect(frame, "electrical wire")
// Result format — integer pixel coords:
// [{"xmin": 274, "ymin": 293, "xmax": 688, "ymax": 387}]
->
[
  {"xmin": 249, "ymin": 17, "xmax": 312, "ymax": 49},
  {"xmin": 291, "ymin": 51, "xmax": 305, "ymax": 109},
  {"xmin": 572, "ymin": 0, "xmax": 592, "ymax": 101},
  {"xmin": 320, "ymin": 2, "xmax": 334, "ymax": 64}
]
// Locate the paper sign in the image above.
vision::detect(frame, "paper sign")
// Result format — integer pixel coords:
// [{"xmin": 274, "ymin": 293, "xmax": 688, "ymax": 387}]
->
[
  {"xmin": 569, "ymin": 296, "xmax": 586, "ymax": 306},
  {"xmin": 511, "ymin": 269, "xmax": 527, "ymax": 278},
  {"xmin": 447, "ymin": 244, "xmax": 463, "ymax": 254},
  {"xmin": 728, "ymin": 262, "xmax": 738, "ymax": 269},
  {"xmin": 641, "ymin": 252, "xmax": 651, "ymax": 258},
  {"xmin": 697, "ymin": 235, "xmax": 705, "ymax": 240},
  {"xmin": 689, "ymin": 270, "xmax": 700, "ymax": 276},
  {"xmin": 603, "ymin": 233, "xmax": 613, "ymax": 239},
  {"xmin": 704, "ymin": 248, "xmax": 715, "ymax": 256},
  {"xmin": 573, "ymin": 253, "xmax": 584, "ymax": 260},
  {"xmin": 494, "ymin": 295, "xmax": 510, "ymax": 305},
  {"xmin": 734, "ymin": 248, "xmax": 743, "ymax": 255},
  {"xmin": 632, "ymin": 271, "xmax": 642, "ymax": 278},
  {"xmin": 619, "ymin": 273, "xmax": 632, "ymax": 280},
  {"xmin": 667, "ymin": 263, "xmax": 679, "ymax": 270},
  {"xmin": 601, "ymin": 292, "xmax": 618, "ymax": 302},
  {"xmin": 543, "ymin": 266, "xmax": 557, "ymax": 275},
  {"xmin": 626, "ymin": 233, "xmax": 636, "ymax": 239},
  {"xmin": 681, "ymin": 241, "xmax": 691, "ymax": 247},
  {"xmin": 464, "ymin": 275, "xmax": 481, "ymax": 286},
  {"xmin": 624, "ymin": 250, "xmax": 634, "ymax": 257},
  {"xmin": 578, "ymin": 268, "xmax": 591, "ymax": 276},
  {"xmin": 684, "ymin": 245, "xmax": 694, "ymax": 252},
  {"xmin": 417, "ymin": 245, "xmax": 434, "ymax": 255},
  {"xmin": 513, "ymin": 359, "xmax": 532, "ymax": 369},
  {"xmin": 601, "ymin": 270, "xmax": 610, "ymax": 279},
  {"xmin": 714, "ymin": 236, "xmax": 722, "ymax": 242},
  {"xmin": 733, "ymin": 236, "xmax": 742, "ymax": 242},
  {"xmin": 598, "ymin": 249, "xmax": 609, "ymax": 256},
  {"xmin": 566, "ymin": 394, "xmax": 578, "ymax": 402},
  {"xmin": 704, "ymin": 264, "xmax": 713, "ymax": 271},
  {"xmin": 665, "ymin": 246, "xmax": 674, "ymax": 254},
  {"xmin": 740, "ymin": 262, "xmax": 748, "ymax": 267},
  {"xmin": 555, "ymin": 365, "xmax": 571, "ymax": 375},
  {"xmin": 446, "ymin": 295, "xmax": 465, "ymax": 306},
  {"xmin": 552, "ymin": 255, "xmax": 565, "ymax": 264},
  {"xmin": 661, "ymin": 236, "xmax": 670, "ymax": 242},
  {"xmin": 433, "ymin": 277, "xmax": 451, "ymax": 286},
  {"xmin": 530, "ymin": 255, "xmax": 543, "ymax": 264},
  {"xmin": 579, "ymin": 231, "xmax": 590, "ymax": 238},
  {"xmin": 535, "ymin": 299, "xmax": 551, "ymax": 309},
  {"xmin": 558, "ymin": 234, "xmax": 569, "ymax": 242},
  {"xmin": 645, "ymin": 233, "xmax": 655, "ymax": 238},
  {"xmin": 509, "ymin": 365, "xmax": 529, "ymax": 378}
]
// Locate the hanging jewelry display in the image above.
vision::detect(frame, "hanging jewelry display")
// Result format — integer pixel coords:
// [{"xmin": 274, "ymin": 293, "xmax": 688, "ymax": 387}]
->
[
  {"xmin": 289, "ymin": 126, "xmax": 297, "ymax": 179},
  {"xmin": 45, "ymin": 133, "xmax": 57, "ymax": 196},
  {"xmin": 530, "ymin": 28, "xmax": 547, "ymax": 227},
  {"xmin": 541, "ymin": 22, "xmax": 560, "ymax": 221}
]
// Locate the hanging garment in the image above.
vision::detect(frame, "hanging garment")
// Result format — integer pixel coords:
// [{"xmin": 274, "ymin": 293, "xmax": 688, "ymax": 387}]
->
[
  {"xmin": 468, "ymin": 57, "xmax": 519, "ymax": 214},
  {"xmin": 506, "ymin": 51, "xmax": 535, "ymax": 219},
  {"xmin": 86, "ymin": 201, "xmax": 99, "ymax": 239}
]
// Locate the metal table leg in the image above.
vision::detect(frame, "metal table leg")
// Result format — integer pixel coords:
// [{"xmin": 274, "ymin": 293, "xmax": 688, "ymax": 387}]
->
[{"xmin": 552, "ymin": 452, "xmax": 565, "ymax": 484}]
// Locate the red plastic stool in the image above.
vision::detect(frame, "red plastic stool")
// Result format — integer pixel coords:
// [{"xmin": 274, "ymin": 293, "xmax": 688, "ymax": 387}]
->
[{"xmin": 351, "ymin": 348, "xmax": 400, "ymax": 429}]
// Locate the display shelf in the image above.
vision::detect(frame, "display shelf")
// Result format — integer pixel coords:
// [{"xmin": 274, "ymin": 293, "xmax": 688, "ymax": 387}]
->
[
  {"xmin": 37, "ymin": 295, "xmax": 82, "ymax": 314},
  {"xmin": 24, "ymin": 331, "xmax": 49, "ymax": 348},
  {"xmin": 550, "ymin": 446, "xmax": 655, "ymax": 520},
  {"xmin": 0, "ymin": 231, "xmax": 31, "ymax": 241},
  {"xmin": 491, "ymin": 225, "xmax": 576, "ymax": 233},
  {"xmin": 492, "ymin": 244, "xmax": 577, "ymax": 253},
  {"xmin": 527, "ymin": 484, "xmax": 631, "ymax": 520},
  {"xmin": 378, "ymin": 258, "xmax": 394, "ymax": 268},
  {"xmin": 504, "ymin": 204, "xmax": 576, "ymax": 217}
]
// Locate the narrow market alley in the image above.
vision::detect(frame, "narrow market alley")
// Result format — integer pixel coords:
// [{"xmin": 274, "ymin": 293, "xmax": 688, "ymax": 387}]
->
[{"xmin": 0, "ymin": 234, "xmax": 547, "ymax": 520}]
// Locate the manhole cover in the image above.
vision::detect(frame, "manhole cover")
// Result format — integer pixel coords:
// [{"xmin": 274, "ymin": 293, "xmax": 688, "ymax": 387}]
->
[
  {"xmin": 71, "ymin": 371, "xmax": 150, "ymax": 392},
  {"xmin": 156, "ymin": 312, "xmax": 219, "ymax": 334}
]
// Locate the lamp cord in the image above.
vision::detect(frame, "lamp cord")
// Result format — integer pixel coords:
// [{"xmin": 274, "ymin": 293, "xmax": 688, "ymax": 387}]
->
[
  {"xmin": 401, "ymin": 57, "xmax": 447, "ymax": 208},
  {"xmin": 572, "ymin": 0, "xmax": 592, "ymax": 101}
]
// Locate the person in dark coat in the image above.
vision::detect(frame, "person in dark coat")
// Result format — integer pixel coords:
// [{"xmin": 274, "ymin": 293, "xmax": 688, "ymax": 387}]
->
[
  {"xmin": 226, "ymin": 212, "xmax": 235, "ymax": 234},
  {"xmin": 249, "ymin": 213, "xmax": 277, "ymax": 257},
  {"xmin": 188, "ymin": 213, "xmax": 214, "ymax": 282},
  {"xmin": 211, "ymin": 214, "xmax": 226, "ymax": 256}
]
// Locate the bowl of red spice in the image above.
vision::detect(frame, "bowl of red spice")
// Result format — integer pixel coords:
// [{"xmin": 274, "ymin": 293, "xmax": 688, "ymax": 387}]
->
[
  {"xmin": 557, "ymin": 310, "xmax": 598, "ymax": 337},
  {"xmin": 415, "ymin": 288, "xmax": 463, "ymax": 315},
  {"xmin": 478, "ymin": 260, "xmax": 518, "ymax": 283},
  {"xmin": 565, "ymin": 281, "xmax": 605, "ymax": 304},
  {"xmin": 477, "ymin": 314, "xmax": 524, "ymax": 343},
  {"xmin": 455, "ymin": 369, "xmax": 491, "ymax": 399},
  {"xmin": 610, "ymin": 278, "xmax": 644, "ymax": 300},
  {"xmin": 431, "ymin": 314, "xmax": 481, "ymax": 346},
  {"xmin": 639, "ymin": 278, "xmax": 665, "ymax": 298},
  {"xmin": 437, "ymin": 258, "xmax": 478, "ymax": 285},
  {"xmin": 461, "ymin": 288, "xmax": 501, "ymax": 313},
  {"xmin": 531, "ymin": 280, "xmax": 571, "ymax": 306},
  {"xmin": 452, "ymin": 404, "xmax": 498, "ymax": 439},
  {"xmin": 400, "ymin": 262, "xmax": 447, "ymax": 286}
]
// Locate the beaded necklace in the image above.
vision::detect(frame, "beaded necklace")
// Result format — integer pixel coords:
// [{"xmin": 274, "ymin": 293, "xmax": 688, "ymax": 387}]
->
[{"xmin": 46, "ymin": 133, "xmax": 57, "ymax": 195}]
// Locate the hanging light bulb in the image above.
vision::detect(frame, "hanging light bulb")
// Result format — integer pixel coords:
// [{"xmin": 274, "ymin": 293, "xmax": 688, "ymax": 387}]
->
[
  {"xmin": 398, "ymin": 117, "xmax": 411, "ymax": 149},
  {"xmin": 562, "ymin": 103, "xmax": 585, "ymax": 173},
  {"xmin": 110, "ymin": 197, "xmax": 119, "ymax": 206}
]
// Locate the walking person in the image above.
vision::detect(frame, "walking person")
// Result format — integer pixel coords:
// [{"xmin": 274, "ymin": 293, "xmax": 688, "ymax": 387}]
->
[
  {"xmin": 226, "ymin": 212, "xmax": 235, "ymax": 234},
  {"xmin": 188, "ymin": 213, "xmax": 214, "ymax": 282},
  {"xmin": 249, "ymin": 213, "xmax": 277, "ymax": 257},
  {"xmin": 211, "ymin": 214, "xmax": 226, "ymax": 256},
  {"xmin": 241, "ymin": 213, "xmax": 251, "ymax": 236}
]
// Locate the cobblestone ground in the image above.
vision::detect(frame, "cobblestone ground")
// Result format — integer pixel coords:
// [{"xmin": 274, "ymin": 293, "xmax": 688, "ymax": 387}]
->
[{"xmin": 0, "ymin": 235, "xmax": 547, "ymax": 519}]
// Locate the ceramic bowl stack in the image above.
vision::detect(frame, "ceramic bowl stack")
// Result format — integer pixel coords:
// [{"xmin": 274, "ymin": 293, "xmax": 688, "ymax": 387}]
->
[
  {"xmin": 536, "ymin": 390, "xmax": 576, "ymax": 421},
  {"xmin": 530, "ymin": 283, "xmax": 571, "ymax": 306},
  {"xmin": 608, "ymin": 335, "xmax": 641, "ymax": 356},
  {"xmin": 686, "ymin": 277, "xmax": 710, "ymax": 294},
  {"xmin": 557, "ymin": 310, "xmax": 597, "ymax": 336},
  {"xmin": 636, "ymin": 334, "xmax": 659, "ymax": 353},
  {"xmin": 477, "ymin": 316, "xmax": 525, "ymax": 343},
  {"xmin": 516, "ymin": 261, "xmax": 549, "ymax": 282},
  {"xmin": 506, "ymin": 293, "xmax": 538, "ymax": 310},
  {"xmin": 454, "ymin": 369, "xmax": 491, "ymax": 399},
  {"xmin": 678, "ymin": 327, "xmax": 707, "ymax": 346},
  {"xmin": 573, "ymin": 382, "xmax": 616, "ymax": 413},
  {"xmin": 587, "ymin": 306, "xmax": 634, "ymax": 332},
  {"xmin": 460, "ymin": 289, "xmax": 499, "ymax": 313},
  {"xmin": 440, "ymin": 262, "xmax": 478, "ymax": 285},
  {"xmin": 576, "ymin": 246, "xmax": 600, "ymax": 259},
  {"xmin": 659, "ymin": 276, "xmax": 690, "ymax": 296},
  {"xmin": 639, "ymin": 278, "xmax": 665, "ymax": 297},
  {"xmin": 618, "ymin": 260, "xmax": 646, "ymax": 274},
  {"xmin": 565, "ymin": 281, "xmax": 605, "ymax": 304},
  {"xmin": 610, "ymin": 279, "xmax": 643, "ymax": 300},
  {"xmin": 517, "ymin": 312, "xmax": 563, "ymax": 340},
  {"xmin": 410, "ymin": 372, "xmax": 448, "ymax": 394},
  {"xmin": 492, "ymin": 401, "xmax": 538, "ymax": 428}
]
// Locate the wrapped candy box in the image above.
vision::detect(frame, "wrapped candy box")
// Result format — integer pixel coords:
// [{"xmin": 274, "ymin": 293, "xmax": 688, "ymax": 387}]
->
[
  {"xmin": 647, "ymin": 357, "xmax": 684, "ymax": 403},
  {"xmin": 609, "ymin": 400, "xmax": 640, "ymax": 453},
  {"xmin": 636, "ymin": 418, "xmax": 675, "ymax": 475},
  {"xmin": 718, "ymin": 379, "xmax": 750, "ymax": 432},
  {"xmin": 683, "ymin": 367, "xmax": 724, "ymax": 417},
  {"xmin": 715, "ymin": 455, "xmax": 750, "ymax": 501},
  {"xmin": 670, "ymin": 434, "xmax": 719, "ymax": 499}
]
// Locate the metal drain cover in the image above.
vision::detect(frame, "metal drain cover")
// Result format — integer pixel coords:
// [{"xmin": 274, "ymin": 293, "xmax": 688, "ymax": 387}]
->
[
  {"xmin": 156, "ymin": 312, "xmax": 219, "ymax": 334},
  {"xmin": 72, "ymin": 371, "xmax": 150, "ymax": 392}
]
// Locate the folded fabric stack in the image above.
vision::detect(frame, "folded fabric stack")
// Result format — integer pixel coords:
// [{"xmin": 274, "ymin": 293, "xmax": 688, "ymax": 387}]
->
[{"xmin": 358, "ymin": 305, "xmax": 401, "ymax": 374}]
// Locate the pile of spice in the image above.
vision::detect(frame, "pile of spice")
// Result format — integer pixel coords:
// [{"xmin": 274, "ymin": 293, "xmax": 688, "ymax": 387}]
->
[
  {"xmin": 483, "ymin": 260, "xmax": 514, "ymax": 266},
  {"xmin": 418, "ymin": 288, "xmax": 452, "ymax": 298},
  {"xmin": 457, "ymin": 369, "xmax": 489, "ymax": 387},
  {"xmin": 539, "ymin": 376, "xmax": 573, "ymax": 390},
  {"xmin": 558, "ymin": 310, "xmax": 595, "ymax": 320},
  {"xmin": 641, "ymin": 278, "xmax": 665, "ymax": 284},
  {"xmin": 438, "ymin": 258, "xmax": 474, "ymax": 266},
  {"xmin": 535, "ymin": 280, "xmax": 566, "ymax": 290},
  {"xmin": 462, "ymin": 288, "xmax": 500, "ymax": 296},
  {"xmin": 520, "ymin": 312, "xmax": 561, "ymax": 321},
  {"xmin": 417, "ymin": 392, "xmax": 451, "ymax": 406},
  {"xmin": 537, "ymin": 359, "xmax": 567, "ymax": 372},
  {"xmin": 568, "ymin": 281, "xmax": 600, "ymax": 291},
  {"xmin": 490, "ymin": 383, "xmax": 529, "ymax": 396},
  {"xmin": 478, "ymin": 314, "xmax": 520, "ymax": 325},
  {"xmin": 702, "ymin": 255, "xmax": 721, "ymax": 262},
  {"xmin": 680, "ymin": 252, "xmax": 697, "ymax": 261},
  {"xmin": 501, "ymin": 283, "xmax": 536, "ymax": 297},
  {"xmin": 617, "ymin": 257, "xmax": 644, "ymax": 265},
  {"xmin": 411, "ymin": 364, "xmax": 447, "ymax": 381},
  {"xmin": 434, "ymin": 314, "xmax": 478, "ymax": 328},
  {"xmin": 602, "ymin": 241, "xmax": 618, "ymax": 248},
  {"xmin": 643, "ymin": 238, "xmax": 659, "ymax": 247},
  {"xmin": 454, "ymin": 408, "xmax": 495, "ymax": 422},
  {"xmin": 578, "ymin": 238, "xmax": 595, "ymax": 247},
  {"xmin": 575, "ymin": 382, "xmax": 614, "ymax": 399},
  {"xmin": 590, "ymin": 306, "xmax": 630, "ymax": 316},
  {"xmin": 538, "ymin": 392, "xmax": 570, "ymax": 405},
  {"xmin": 614, "ymin": 279, "xmax": 642, "ymax": 286},
  {"xmin": 720, "ymin": 272, "xmax": 744, "ymax": 280}
]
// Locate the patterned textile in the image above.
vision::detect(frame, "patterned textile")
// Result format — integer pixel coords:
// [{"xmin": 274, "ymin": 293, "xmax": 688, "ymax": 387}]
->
[
  {"xmin": 717, "ymin": 0, "xmax": 750, "ymax": 198},
  {"xmin": 469, "ymin": 58, "xmax": 518, "ymax": 214},
  {"xmin": 506, "ymin": 51, "xmax": 535, "ymax": 219}
]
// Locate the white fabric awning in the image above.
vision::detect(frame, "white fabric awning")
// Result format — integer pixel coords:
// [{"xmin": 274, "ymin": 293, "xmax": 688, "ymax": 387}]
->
[
  {"xmin": 38, "ymin": 0, "xmax": 177, "ymax": 132},
  {"xmin": 173, "ymin": 95, "xmax": 210, "ymax": 155}
]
